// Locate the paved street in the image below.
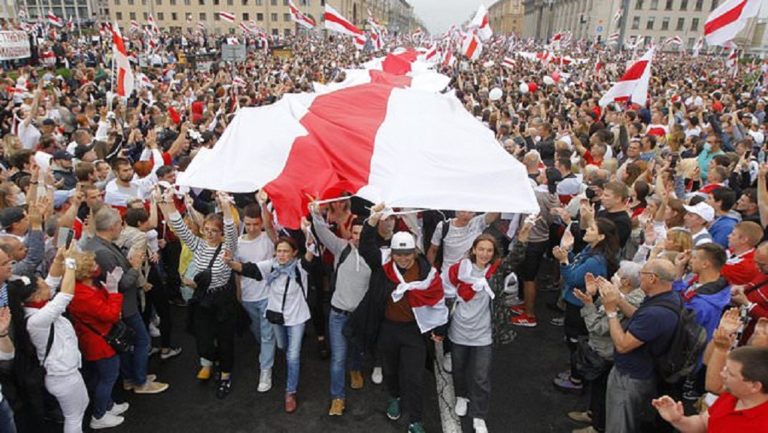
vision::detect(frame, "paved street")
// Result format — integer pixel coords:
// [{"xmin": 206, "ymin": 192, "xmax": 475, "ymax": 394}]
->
[{"xmin": 117, "ymin": 290, "xmax": 584, "ymax": 433}]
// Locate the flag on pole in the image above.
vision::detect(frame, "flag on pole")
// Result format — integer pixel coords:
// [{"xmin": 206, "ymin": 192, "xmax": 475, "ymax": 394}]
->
[
  {"xmin": 288, "ymin": 0, "xmax": 316, "ymax": 29},
  {"xmin": 130, "ymin": 20, "xmax": 140, "ymax": 32},
  {"xmin": 111, "ymin": 23, "xmax": 135, "ymax": 98},
  {"xmin": 726, "ymin": 47, "xmax": 739, "ymax": 69},
  {"xmin": 692, "ymin": 36, "xmax": 704, "ymax": 57},
  {"xmin": 197, "ymin": 21, "xmax": 207, "ymax": 31},
  {"xmin": 233, "ymin": 76, "xmax": 247, "ymax": 88},
  {"xmin": 176, "ymin": 83, "xmax": 540, "ymax": 229},
  {"xmin": 65, "ymin": 17, "xmax": 74, "ymax": 31},
  {"xmin": 461, "ymin": 33, "xmax": 482, "ymax": 61},
  {"xmin": 607, "ymin": 32, "xmax": 620, "ymax": 44},
  {"xmin": 704, "ymin": 0, "xmax": 761, "ymax": 46},
  {"xmin": 613, "ymin": 8, "xmax": 624, "ymax": 25},
  {"xmin": 502, "ymin": 56, "xmax": 516, "ymax": 68},
  {"xmin": 442, "ymin": 49, "xmax": 455, "ymax": 67},
  {"xmin": 595, "ymin": 54, "xmax": 604, "ymax": 74},
  {"xmin": 324, "ymin": 4, "xmax": 362, "ymax": 37},
  {"xmin": 411, "ymin": 27, "xmax": 424, "ymax": 41},
  {"xmin": 218, "ymin": 11, "xmax": 236, "ymax": 23},
  {"xmin": 47, "ymin": 10, "xmax": 63, "ymax": 28},
  {"xmin": 353, "ymin": 34, "xmax": 367, "ymax": 50},
  {"xmin": 469, "ymin": 4, "xmax": 492, "ymax": 41},
  {"xmin": 599, "ymin": 48, "xmax": 654, "ymax": 107},
  {"xmin": 147, "ymin": 14, "xmax": 159, "ymax": 34},
  {"xmin": 662, "ymin": 35, "xmax": 682, "ymax": 47}
]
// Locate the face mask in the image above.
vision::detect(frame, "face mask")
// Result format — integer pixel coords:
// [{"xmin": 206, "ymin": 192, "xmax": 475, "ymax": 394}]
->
[{"xmin": 704, "ymin": 143, "xmax": 712, "ymax": 152}]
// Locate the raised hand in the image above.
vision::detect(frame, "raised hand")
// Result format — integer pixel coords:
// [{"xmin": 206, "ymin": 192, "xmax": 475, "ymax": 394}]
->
[
  {"xmin": 652, "ymin": 396, "xmax": 684, "ymax": 424},
  {"xmin": 105, "ymin": 267, "xmax": 124, "ymax": 294}
]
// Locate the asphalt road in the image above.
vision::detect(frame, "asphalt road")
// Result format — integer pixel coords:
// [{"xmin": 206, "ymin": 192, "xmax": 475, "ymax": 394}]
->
[{"xmin": 108, "ymin": 287, "xmax": 588, "ymax": 433}]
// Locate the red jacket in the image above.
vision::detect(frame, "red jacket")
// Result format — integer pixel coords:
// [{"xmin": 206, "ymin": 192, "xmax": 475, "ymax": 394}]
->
[
  {"xmin": 722, "ymin": 249, "xmax": 759, "ymax": 286},
  {"xmin": 68, "ymin": 281, "xmax": 123, "ymax": 361},
  {"xmin": 739, "ymin": 273, "xmax": 768, "ymax": 343}
]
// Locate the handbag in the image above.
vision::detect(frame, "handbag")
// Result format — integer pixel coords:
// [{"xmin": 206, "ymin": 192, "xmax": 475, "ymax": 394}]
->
[
  {"xmin": 192, "ymin": 243, "xmax": 224, "ymax": 301},
  {"xmin": 73, "ymin": 315, "xmax": 136, "ymax": 354},
  {"xmin": 572, "ymin": 336, "xmax": 609, "ymax": 381},
  {"xmin": 265, "ymin": 267, "xmax": 306, "ymax": 325}
]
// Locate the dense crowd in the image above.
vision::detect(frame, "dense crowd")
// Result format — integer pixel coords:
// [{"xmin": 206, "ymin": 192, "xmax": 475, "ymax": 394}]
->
[{"xmin": 0, "ymin": 21, "xmax": 765, "ymax": 433}]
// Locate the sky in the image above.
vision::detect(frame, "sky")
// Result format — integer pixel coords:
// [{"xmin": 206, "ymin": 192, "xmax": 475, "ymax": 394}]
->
[{"xmin": 407, "ymin": 0, "xmax": 497, "ymax": 35}]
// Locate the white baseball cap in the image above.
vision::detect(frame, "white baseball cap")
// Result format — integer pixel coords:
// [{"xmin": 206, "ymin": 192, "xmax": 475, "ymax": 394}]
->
[
  {"xmin": 390, "ymin": 231, "xmax": 416, "ymax": 254},
  {"xmin": 683, "ymin": 202, "xmax": 715, "ymax": 223}
]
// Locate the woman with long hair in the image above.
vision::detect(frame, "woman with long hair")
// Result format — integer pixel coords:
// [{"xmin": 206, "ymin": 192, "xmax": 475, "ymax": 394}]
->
[{"xmin": 552, "ymin": 217, "xmax": 620, "ymax": 392}]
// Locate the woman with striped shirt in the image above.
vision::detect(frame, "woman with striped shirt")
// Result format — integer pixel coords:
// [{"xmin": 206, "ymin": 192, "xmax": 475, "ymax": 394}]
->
[{"xmin": 158, "ymin": 190, "xmax": 239, "ymax": 399}]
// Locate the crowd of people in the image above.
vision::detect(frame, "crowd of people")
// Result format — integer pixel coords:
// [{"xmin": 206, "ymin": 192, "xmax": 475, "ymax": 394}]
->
[{"xmin": 0, "ymin": 19, "xmax": 765, "ymax": 433}]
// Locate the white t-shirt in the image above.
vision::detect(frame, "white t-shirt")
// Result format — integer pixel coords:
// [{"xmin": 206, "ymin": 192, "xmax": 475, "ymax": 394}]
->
[
  {"xmin": 18, "ymin": 122, "xmax": 41, "ymax": 150},
  {"xmin": 237, "ymin": 233, "xmax": 275, "ymax": 302},
  {"xmin": 431, "ymin": 214, "xmax": 489, "ymax": 291}
]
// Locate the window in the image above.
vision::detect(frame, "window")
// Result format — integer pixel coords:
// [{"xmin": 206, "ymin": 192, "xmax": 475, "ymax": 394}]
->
[
  {"xmin": 126, "ymin": 0, "xmax": 132, "ymax": 5},
  {"xmin": 646, "ymin": 16, "xmax": 655, "ymax": 30},
  {"xmin": 711, "ymin": 0, "xmax": 718, "ymax": 11},
  {"xmin": 690, "ymin": 18, "xmax": 699, "ymax": 31},
  {"xmin": 143, "ymin": 12, "xmax": 148, "ymax": 19},
  {"xmin": 241, "ymin": 0, "xmax": 247, "ymax": 4},
  {"xmin": 665, "ymin": 0, "xmax": 673, "ymax": 9},
  {"xmin": 650, "ymin": 0, "xmax": 658, "ymax": 9},
  {"xmin": 255, "ymin": 0, "xmax": 262, "ymax": 4},
  {"xmin": 283, "ymin": 13, "xmax": 290, "ymax": 21},
  {"xmin": 271, "ymin": 13, "xmax": 277, "ymax": 21},
  {"xmin": 158, "ymin": 12, "xmax": 164, "ymax": 20},
  {"xmin": 284, "ymin": 0, "xmax": 289, "ymax": 4},
  {"xmin": 688, "ymin": 37, "xmax": 695, "ymax": 48},
  {"xmin": 631, "ymin": 15, "xmax": 640, "ymax": 29},
  {"xmin": 184, "ymin": 0, "xmax": 189, "ymax": 4},
  {"xmin": 116, "ymin": 11, "xmax": 123, "ymax": 19},
  {"xmin": 171, "ymin": 12, "xmax": 177, "ymax": 20},
  {"xmin": 213, "ymin": 0, "xmax": 219, "ymax": 4},
  {"xmin": 680, "ymin": 0, "xmax": 687, "ymax": 9},
  {"xmin": 243, "ymin": 13, "xmax": 249, "ymax": 20},
  {"xmin": 695, "ymin": 0, "xmax": 703, "ymax": 10},
  {"xmin": 199, "ymin": 12, "xmax": 206, "ymax": 20},
  {"xmin": 272, "ymin": 28, "xmax": 278, "ymax": 35},
  {"xmin": 227, "ymin": 0, "xmax": 233, "ymax": 5},
  {"xmin": 284, "ymin": 28, "xmax": 291, "ymax": 36},
  {"xmin": 214, "ymin": 13, "xmax": 220, "ymax": 20},
  {"xmin": 301, "ymin": 0, "xmax": 308, "ymax": 5},
  {"xmin": 661, "ymin": 17, "xmax": 670, "ymax": 30},
  {"xmin": 155, "ymin": 0, "xmax": 161, "ymax": 4},
  {"xmin": 676, "ymin": 17, "xmax": 684, "ymax": 30},
  {"xmin": 199, "ymin": 0, "xmax": 204, "ymax": 5},
  {"xmin": 271, "ymin": 0, "xmax": 277, "ymax": 5},
  {"xmin": 635, "ymin": 0, "xmax": 643, "ymax": 9},
  {"xmin": 142, "ymin": 0, "xmax": 146, "ymax": 4},
  {"xmin": 257, "ymin": 13, "xmax": 264, "ymax": 20}
]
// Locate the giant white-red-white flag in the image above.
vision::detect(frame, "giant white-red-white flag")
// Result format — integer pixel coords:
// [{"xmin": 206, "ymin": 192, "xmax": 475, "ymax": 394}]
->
[
  {"xmin": 704, "ymin": 0, "xmax": 762, "ymax": 46},
  {"xmin": 111, "ymin": 23, "xmax": 135, "ymax": 98},
  {"xmin": 461, "ymin": 33, "xmax": 482, "ymax": 61},
  {"xmin": 177, "ymin": 83, "xmax": 539, "ymax": 228},
  {"xmin": 469, "ymin": 4, "xmax": 492, "ymax": 41},
  {"xmin": 288, "ymin": 0, "xmax": 316, "ymax": 29},
  {"xmin": 599, "ymin": 47, "xmax": 654, "ymax": 107},
  {"xmin": 324, "ymin": 4, "xmax": 362, "ymax": 37}
]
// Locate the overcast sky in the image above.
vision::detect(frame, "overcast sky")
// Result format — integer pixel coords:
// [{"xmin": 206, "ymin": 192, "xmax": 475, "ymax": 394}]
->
[{"xmin": 408, "ymin": 0, "xmax": 497, "ymax": 34}]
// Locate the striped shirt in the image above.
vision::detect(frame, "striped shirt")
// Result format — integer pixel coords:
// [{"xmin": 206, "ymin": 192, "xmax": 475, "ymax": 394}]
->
[{"xmin": 169, "ymin": 213, "xmax": 237, "ymax": 290}]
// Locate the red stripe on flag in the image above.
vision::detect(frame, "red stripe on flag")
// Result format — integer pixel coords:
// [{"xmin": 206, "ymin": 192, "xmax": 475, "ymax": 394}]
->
[
  {"xmin": 466, "ymin": 36, "xmax": 479, "ymax": 58},
  {"xmin": 705, "ymin": 0, "xmax": 748, "ymax": 36},
  {"xmin": 324, "ymin": 12, "xmax": 362, "ymax": 35},
  {"xmin": 382, "ymin": 53, "xmax": 414, "ymax": 75},
  {"xmin": 368, "ymin": 70, "xmax": 412, "ymax": 88},
  {"xmin": 263, "ymin": 84, "xmax": 395, "ymax": 228},
  {"xmin": 620, "ymin": 59, "xmax": 649, "ymax": 81},
  {"xmin": 117, "ymin": 68, "xmax": 126, "ymax": 96}
]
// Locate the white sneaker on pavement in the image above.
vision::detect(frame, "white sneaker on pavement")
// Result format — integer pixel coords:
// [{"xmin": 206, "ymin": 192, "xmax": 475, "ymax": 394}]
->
[
  {"xmin": 455, "ymin": 397, "xmax": 469, "ymax": 417},
  {"xmin": 148, "ymin": 322, "xmax": 161, "ymax": 338},
  {"xmin": 473, "ymin": 418, "xmax": 489, "ymax": 433},
  {"xmin": 106, "ymin": 402, "xmax": 129, "ymax": 417},
  {"xmin": 257, "ymin": 369, "xmax": 272, "ymax": 393},
  {"xmin": 90, "ymin": 413, "xmax": 124, "ymax": 429},
  {"xmin": 371, "ymin": 366, "xmax": 383, "ymax": 385}
]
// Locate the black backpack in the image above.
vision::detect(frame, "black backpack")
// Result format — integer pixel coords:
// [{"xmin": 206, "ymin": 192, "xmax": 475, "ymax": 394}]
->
[
  {"xmin": 653, "ymin": 294, "xmax": 708, "ymax": 384},
  {"xmin": 433, "ymin": 219, "xmax": 451, "ymax": 270}
]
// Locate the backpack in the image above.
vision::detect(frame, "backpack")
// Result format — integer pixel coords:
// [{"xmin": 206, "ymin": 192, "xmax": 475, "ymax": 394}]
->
[
  {"xmin": 653, "ymin": 295, "xmax": 708, "ymax": 384},
  {"xmin": 433, "ymin": 219, "xmax": 451, "ymax": 270}
]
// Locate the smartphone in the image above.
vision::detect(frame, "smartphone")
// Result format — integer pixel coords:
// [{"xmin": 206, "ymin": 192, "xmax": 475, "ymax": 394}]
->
[
  {"xmin": 56, "ymin": 227, "xmax": 74, "ymax": 249},
  {"xmin": 745, "ymin": 150, "xmax": 752, "ymax": 160}
]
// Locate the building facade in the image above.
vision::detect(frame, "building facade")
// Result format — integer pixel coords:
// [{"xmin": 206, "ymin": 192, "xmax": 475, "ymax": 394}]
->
[
  {"xmin": 522, "ymin": 0, "xmax": 766, "ymax": 56},
  {"xmin": 106, "ymin": 0, "xmax": 413, "ymax": 36},
  {"xmin": 16, "ymin": 0, "xmax": 95, "ymax": 24},
  {"xmin": 488, "ymin": 0, "xmax": 524, "ymax": 36}
]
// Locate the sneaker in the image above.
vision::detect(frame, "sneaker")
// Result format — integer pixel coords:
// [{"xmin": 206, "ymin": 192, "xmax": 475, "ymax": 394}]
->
[
  {"xmin": 454, "ymin": 396, "xmax": 468, "ymax": 417},
  {"xmin": 350, "ymin": 370, "xmax": 364, "ymax": 390},
  {"xmin": 285, "ymin": 392, "xmax": 297, "ymax": 413},
  {"xmin": 257, "ymin": 369, "xmax": 272, "ymax": 393},
  {"xmin": 148, "ymin": 322, "xmax": 161, "ymax": 338},
  {"xmin": 372, "ymin": 366, "xmax": 383, "ymax": 385},
  {"xmin": 386, "ymin": 397, "xmax": 401, "ymax": 421},
  {"xmin": 473, "ymin": 418, "xmax": 488, "ymax": 433},
  {"xmin": 509, "ymin": 305, "xmax": 526, "ymax": 315},
  {"xmin": 133, "ymin": 381, "xmax": 169, "ymax": 394},
  {"xmin": 148, "ymin": 346, "xmax": 161, "ymax": 356},
  {"xmin": 122, "ymin": 374, "xmax": 157, "ymax": 391},
  {"xmin": 106, "ymin": 402, "xmax": 129, "ymax": 417},
  {"xmin": 90, "ymin": 413, "xmax": 124, "ymax": 429},
  {"xmin": 550, "ymin": 316, "xmax": 565, "ymax": 326},
  {"xmin": 553, "ymin": 376, "xmax": 583, "ymax": 392},
  {"xmin": 572, "ymin": 427, "xmax": 599, "ymax": 433},
  {"xmin": 442, "ymin": 352, "xmax": 453, "ymax": 373},
  {"xmin": 328, "ymin": 398, "xmax": 345, "ymax": 416},
  {"xmin": 216, "ymin": 377, "xmax": 232, "ymax": 399},
  {"xmin": 511, "ymin": 313, "xmax": 538, "ymax": 327},
  {"xmin": 567, "ymin": 411, "xmax": 592, "ymax": 423},
  {"xmin": 197, "ymin": 366, "xmax": 212, "ymax": 381},
  {"xmin": 408, "ymin": 422, "xmax": 426, "ymax": 433},
  {"xmin": 160, "ymin": 347, "xmax": 183, "ymax": 360},
  {"xmin": 503, "ymin": 296, "xmax": 524, "ymax": 307},
  {"xmin": 683, "ymin": 389, "xmax": 703, "ymax": 401},
  {"xmin": 557, "ymin": 369, "xmax": 571, "ymax": 381}
]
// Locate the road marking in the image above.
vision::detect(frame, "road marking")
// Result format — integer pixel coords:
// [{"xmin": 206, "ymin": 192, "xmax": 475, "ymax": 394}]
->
[{"xmin": 434, "ymin": 342, "xmax": 461, "ymax": 433}]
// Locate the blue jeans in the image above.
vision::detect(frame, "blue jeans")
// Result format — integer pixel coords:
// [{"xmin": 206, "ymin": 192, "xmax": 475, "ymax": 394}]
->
[
  {"xmin": 328, "ymin": 309, "xmax": 363, "ymax": 399},
  {"xmin": 86, "ymin": 355, "xmax": 120, "ymax": 418},
  {"xmin": 242, "ymin": 299, "xmax": 276, "ymax": 371},
  {"xmin": 120, "ymin": 313, "xmax": 150, "ymax": 386},
  {"xmin": 273, "ymin": 321, "xmax": 305, "ymax": 393},
  {"xmin": 0, "ymin": 399, "xmax": 16, "ymax": 433}
]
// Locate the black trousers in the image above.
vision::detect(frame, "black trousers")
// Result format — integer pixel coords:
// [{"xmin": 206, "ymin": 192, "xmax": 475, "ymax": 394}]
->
[
  {"xmin": 192, "ymin": 288, "xmax": 237, "ymax": 372},
  {"xmin": 378, "ymin": 320, "xmax": 427, "ymax": 423},
  {"xmin": 143, "ymin": 265, "xmax": 173, "ymax": 348},
  {"xmin": 452, "ymin": 342, "xmax": 492, "ymax": 419},
  {"xmin": 564, "ymin": 302, "xmax": 589, "ymax": 381},
  {"xmin": 160, "ymin": 238, "xmax": 182, "ymax": 300},
  {"xmin": 588, "ymin": 362, "xmax": 613, "ymax": 432}
]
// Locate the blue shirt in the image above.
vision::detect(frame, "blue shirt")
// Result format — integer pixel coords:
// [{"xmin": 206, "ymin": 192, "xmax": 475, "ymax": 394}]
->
[{"xmin": 709, "ymin": 214, "xmax": 739, "ymax": 248}]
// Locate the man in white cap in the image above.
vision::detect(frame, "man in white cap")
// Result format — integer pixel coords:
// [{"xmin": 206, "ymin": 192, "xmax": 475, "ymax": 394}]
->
[
  {"xmin": 347, "ymin": 203, "xmax": 448, "ymax": 433},
  {"xmin": 683, "ymin": 201, "xmax": 715, "ymax": 246}
]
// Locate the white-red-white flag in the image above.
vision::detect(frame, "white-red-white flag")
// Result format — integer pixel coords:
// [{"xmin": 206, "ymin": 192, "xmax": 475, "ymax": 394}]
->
[
  {"xmin": 469, "ymin": 4, "xmax": 492, "ymax": 41},
  {"xmin": 662, "ymin": 35, "xmax": 682, "ymax": 47},
  {"xmin": 613, "ymin": 8, "xmax": 624, "ymax": 25},
  {"xmin": 47, "ymin": 10, "xmax": 63, "ymax": 28},
  {"xmin": 461, "ymin": 33, "xmax": 482, "ymax": 61},
  {"xmin": 146, "ymin": 14, "xmax": 159, "ymax": 34},
  {"xmin": 324, "ymin": 4, "xmax": 362, "ymax": 37},
  {"xmin": 177, "ymin": 83, "xmax": 539, "ymax": 229},
  {"xmin": 130, "ymin": 20, "xmax": 140, "ymax": 32},
  {"xmin": 704, "ymin": 0, "xmax": 762, "ymax": 46},
  {"xmin": 442, "ymin": 49, "xmax": 455, "ymax": 67},
  {"xmin": 353, "ymin": 34, "xmax": 367, "ymax": 50},
  {"xmin": 218, "ymin": 11, "xmax": 236, "ymax": 23},
  {"xmin": 502, "ymin": 56, "xmax": 515, "ymax": 68},
  {"xmin": 726, "ymin": 47, "xmax": 739, "ymax": 70},
  {"xmin": 288, "ymin": 0, "xmax": 316, "ymax": 29},
  {"xmin": 111, "ymin": 23, "xmax": 135, "ymax": 98},
  {"xmin": 692, "ymin": 36, "xmax": 704, "ymax": 57},
  {"xmin": 607, "ymin": 32, "xmax": 620, "ymax": 45},
  {"xmin": 599, "ymin": 47, "xmax": 654, "ymax": 107}
]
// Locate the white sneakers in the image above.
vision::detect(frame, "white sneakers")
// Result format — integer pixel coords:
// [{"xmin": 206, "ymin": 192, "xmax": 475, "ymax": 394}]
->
[
  {"xmin": 257, "ymin": 369, "xmax": 272, "ymax": 393},
  {"xmin": 107, "ymin": 402, "xmax": 129, "ymax": 417},
  {"xmin": 454, "ymin": 396, "xmax": 469, "ymax": 417},
  {"xmin": 90, "ymin": 413, "xmax": 124, "ymax": 429},
  {"xmin": 473, "ymin": 418, "xmax": 488, "ymax": 433},
  {"xmin": 371, "ymin": 366, "xmax": 383, "ymax": 385},
  {"xmin": 443, "ymin": 353, "xmax": 453, "ymax": 373}
]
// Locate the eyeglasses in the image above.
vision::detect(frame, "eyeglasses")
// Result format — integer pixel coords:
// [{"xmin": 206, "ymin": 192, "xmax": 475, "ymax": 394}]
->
[
  {"xmin": 203, "ymin": 228, "xmax": 222, "ymax": 235},
  {"xmin": 639, "ymin": 271, "xmax": 657, "ymax": 278}
]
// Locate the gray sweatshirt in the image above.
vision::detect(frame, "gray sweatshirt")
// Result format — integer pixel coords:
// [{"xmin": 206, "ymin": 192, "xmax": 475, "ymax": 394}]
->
[{"xmin": 448, "ymin": 265, "xmax": 492, "ymax": 347}]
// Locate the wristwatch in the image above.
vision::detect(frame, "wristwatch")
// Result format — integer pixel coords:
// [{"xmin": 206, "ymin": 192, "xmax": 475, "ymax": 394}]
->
[
  {"xmin": 65, "ymin": 258, "xmax": 76, "ymax": 270},
  {"xmin": 606, "ymin": 311, "xmax": 618, "ymax": 319}
]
